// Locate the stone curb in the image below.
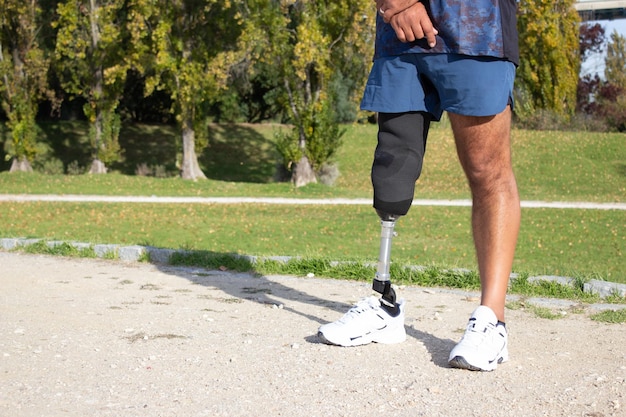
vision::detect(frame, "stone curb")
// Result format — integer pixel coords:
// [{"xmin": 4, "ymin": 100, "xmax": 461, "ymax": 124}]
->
[{"xmin": 2, "ymin": 237, "xmax": 625, "ymax": 309}]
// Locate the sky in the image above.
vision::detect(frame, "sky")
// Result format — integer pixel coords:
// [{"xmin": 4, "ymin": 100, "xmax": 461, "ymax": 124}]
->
[{"xmin": 580, "ymin": 18, "xmax": 626, "ymax": 78}]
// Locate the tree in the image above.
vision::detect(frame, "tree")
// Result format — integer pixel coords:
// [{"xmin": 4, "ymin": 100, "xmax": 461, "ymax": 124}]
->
[
  {"xmin": 54, "ymin": 0, "xmax": 128, "ymax": 174},
  {"xmin": 576, "ymin": 23, "xmax": 605, "ymax": 114},
  {"xmin": 516, "ymin": 0, "xmax": 580, "ymax": 118},
  {"xmin": 576, "ymin": 29, "xmax": 626, "ymax": 131},
  {"xmin": 605, "ymin": 30, "xmax": 626, "ymax": 89},
  {"xmin": 0, "ymin": 0, "xmax": 52, "ymax": 172},
  {"xmin": 602, "ymin": 30, "xmax": 626, "ymax": 131},
  {"xmin": 250, "ymin": 0, "xmax": 374, "ymax": 187},
  {"xmin": 132, "ymin": 0, "xmax": 245, "ymax": 180},
  {"xmin": 579, "ymin": 22, "xmax": 605, "ymax": 59}
]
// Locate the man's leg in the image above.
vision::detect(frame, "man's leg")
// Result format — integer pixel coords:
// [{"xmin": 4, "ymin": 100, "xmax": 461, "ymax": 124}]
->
[
  {"xmin": 447, "ymin": 106, "xmax": 520, "ymax": 371},
  {"xmin": 449, "ymin": 106, "xmax": 520, "ymax": 321}
]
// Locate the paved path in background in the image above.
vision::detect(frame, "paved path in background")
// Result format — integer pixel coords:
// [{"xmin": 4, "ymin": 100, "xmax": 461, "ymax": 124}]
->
[
  {"xmin": 1, "ymin": 252, "xmax": 625, "ymax": 417},
  {"xmin": 1, "ymin": 193, "xmax": 626, "ymax": 210}
]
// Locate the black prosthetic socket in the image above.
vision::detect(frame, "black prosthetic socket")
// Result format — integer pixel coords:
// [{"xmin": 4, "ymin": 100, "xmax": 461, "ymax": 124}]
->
[{"xmin": 371, "ymin": 112, "xmax": 430, "ymax": 216}]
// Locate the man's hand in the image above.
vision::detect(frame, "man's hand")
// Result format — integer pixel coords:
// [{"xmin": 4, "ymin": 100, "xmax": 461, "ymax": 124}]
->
[{"xmin": 386, "ymin": 2, "xmax": 438, "ymax": 47}]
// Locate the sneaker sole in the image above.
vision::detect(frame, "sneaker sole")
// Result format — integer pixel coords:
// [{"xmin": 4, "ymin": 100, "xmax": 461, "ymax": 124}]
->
[
  {"xmin": 317, "ymin": 325, "xmax": 407, "ymax": 347},
  {"xmin": 317, "ymin": 331, "xmax": 341, "ymax": 346},
  {"xmin": 448, "ymin": 354, "xmax": 507, "ymax": 372},
  {"xmin": 448, "ymin": 356, "xmax": 484, "ymax": 371}
]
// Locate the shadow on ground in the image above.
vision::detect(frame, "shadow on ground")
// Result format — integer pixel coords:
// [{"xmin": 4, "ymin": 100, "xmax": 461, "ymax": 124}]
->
[
  {"xmin": 25, "ymin": 121, "xmax": 278, "ymax": 182},
  {"xmin": 153, "ymin": 252, "xmax": 455, "ymax": 368},
  {"xmin": 200, "ymin": 123, "xmax": 280, "ymax": 183}
]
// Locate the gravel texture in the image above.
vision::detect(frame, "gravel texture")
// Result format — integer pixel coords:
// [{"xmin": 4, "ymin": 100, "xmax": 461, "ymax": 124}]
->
[{"xmin": 1, "ymin": 252, "xmax": 625, "ymax": 417}]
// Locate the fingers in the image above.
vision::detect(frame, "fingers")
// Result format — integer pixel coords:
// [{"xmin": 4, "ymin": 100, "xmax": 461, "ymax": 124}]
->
[
  {"xmin": 389, "ymin": 2, "xmax": 438, "ymax": 47},
  {"xmin": 420, "ymin": 16, "xmax": 438, "ymax": 48}
]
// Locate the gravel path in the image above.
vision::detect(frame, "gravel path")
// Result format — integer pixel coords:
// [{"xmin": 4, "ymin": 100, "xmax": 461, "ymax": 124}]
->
[{"xmin": 1, "ymin": 252, "xmax": 624, "ymax": 417}]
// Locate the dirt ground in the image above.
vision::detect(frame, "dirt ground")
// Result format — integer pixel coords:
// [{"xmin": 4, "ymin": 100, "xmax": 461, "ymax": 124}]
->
[{"xmin": 1, "ymin": 251, "xmax": 625, "ymax": 417}]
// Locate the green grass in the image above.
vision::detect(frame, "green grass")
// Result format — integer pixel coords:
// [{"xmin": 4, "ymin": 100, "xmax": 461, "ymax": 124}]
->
[
  {"xmin": 510, "ymin": 129, "xmax": 626, "ymax": 202},
  {"xmin": 11, "ymin": 236, "xmax": 622, "ymax": 307},
  {"xmin": 2, "ymin": 122, "xmax": 625, "ymax": 202},
  {"xmin": 19, "ymin": 239, "xmax": 97, "ymax": 258},
  {"xmin": 1, "ymin": 122, "xmax": 625, "ymax": 292},
  {"xmin": 505, "ymin": 301, "xmax": 572, "ymax": 320},
  {"xmin": 591, "ymin": 309, "xmax": 626, "ymax": 323},
  {"xmin": 1, "ymin": 201, "xmax": 624, "ymax": 283}
]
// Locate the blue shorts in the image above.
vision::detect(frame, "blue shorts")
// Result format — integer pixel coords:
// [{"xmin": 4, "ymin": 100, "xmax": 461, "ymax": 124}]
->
[{"xmin": 360, "ymin": 54, "xmax": 516, "ymax": 120}]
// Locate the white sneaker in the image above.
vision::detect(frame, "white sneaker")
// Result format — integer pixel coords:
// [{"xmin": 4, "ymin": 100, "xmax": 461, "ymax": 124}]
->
[
  {"xmin": 318, "ymin": 296, "xmax": 406, "ymax": 347},
  {"xmin": 448, "ymin": 306, "xmax": 509, "ymax": 371}
]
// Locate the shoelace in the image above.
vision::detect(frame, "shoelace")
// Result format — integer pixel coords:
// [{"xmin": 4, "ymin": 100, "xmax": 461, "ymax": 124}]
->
[
  {"xmin": 338, "ymin": 297, "xmax": 379, "ymax": 323},
  {"xmin": 462, "ymin": 318, "xmax": 496, "ymax": 346}
]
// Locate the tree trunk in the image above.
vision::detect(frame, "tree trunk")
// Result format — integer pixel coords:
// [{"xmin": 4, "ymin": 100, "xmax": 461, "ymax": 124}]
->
[
  {"xmin": 180, "ymin": 117, "xmax": 207, "ymax": 180},
  {"xmin": 291, "ymin": 155, "xmax": 317, "ymax": 188},
  {"xmin": 89, "ymin": 0, "xmax": 106, "ymax": 169},
  {"xmin": 9, "ymin": 157, "xmax": 33, "ymax": 173},
  {"xmin": 89, "ymin": 159, "xmax": 107, "ymax": 174}
]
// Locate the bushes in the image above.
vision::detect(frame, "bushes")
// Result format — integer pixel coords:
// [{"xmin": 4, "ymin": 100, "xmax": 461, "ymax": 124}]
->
[
  {"xmin": 275, "ymin": 98, "xmax": 345, "ymax": 185},
  {"xmin": 576, "ymin": 76, "xmax": 626, "ymax": 132},
  {"xmin": 513, "ymin": 109, "xmax": 611, "ymax": 132}
]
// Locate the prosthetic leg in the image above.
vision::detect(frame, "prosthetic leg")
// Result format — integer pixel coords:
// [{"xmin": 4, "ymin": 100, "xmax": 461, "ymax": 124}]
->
[
  {"xmin": 371, "ymin": 112, "xmax": 430, "ymax": 316},
  {"xmin": 316, "ymin": 112, "xmax": 431, "ymax": 347}
]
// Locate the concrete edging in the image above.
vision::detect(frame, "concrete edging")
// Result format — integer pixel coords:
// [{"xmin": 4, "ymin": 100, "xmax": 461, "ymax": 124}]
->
[{"xmin": 2, "ymin": 236, "xmax": 625, "ymax": 304}]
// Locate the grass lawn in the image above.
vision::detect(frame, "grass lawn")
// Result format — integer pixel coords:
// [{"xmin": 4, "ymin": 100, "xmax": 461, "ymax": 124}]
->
[
  {"xmin": 1, "ymin": 202, "xmax": 624, "ymax": 283},
  {"xmin": 0, "ymin": 122, "xmax": 625, "ymax": 285}
]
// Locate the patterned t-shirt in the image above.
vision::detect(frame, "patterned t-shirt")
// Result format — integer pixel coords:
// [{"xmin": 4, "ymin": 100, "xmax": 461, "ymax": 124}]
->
[{"xmin": 374, "ymin": 0, "xmax": 519, "ymax": 65}]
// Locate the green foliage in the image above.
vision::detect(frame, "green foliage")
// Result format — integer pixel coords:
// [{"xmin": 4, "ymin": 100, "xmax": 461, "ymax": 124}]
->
[
  {"xmin": 136, "ymin": 0, "xmax": 246, "ymax": 179},
  {"xmin": 87, "ymin": 108, "xmax": 122, "ymax": 165},
  {"xmin": 3, "ymin": 103, "xmax": 40, "ymax": 161},
  {"xmin": 247, "ymin": 0, "xmax": 373, "ymax": 184},
  {"xmin": 329, "ymin": 71, "xmax": 359, "ymax": 123},
  {"xmin": 35, "ymin": 158, "xmax": 65, "ymax": 175},
  {"xmin": 600, "ymin": 30, "xmax": 626, "ymax": 132},
  {"xmin": 54, "ymin": 0, "xmax": 129, "ymax": 166},
  {"xmin": 602, "ymin": 94, "xmax": 626, "ymax": 132},
  {"xmin": 2, "ymin": 0, "xmax": 601, "ymax": 176},
  {"xmin": 605, "ymin": 30, "xmax": 626, "ymax": 89},
  {"xmin": 21, "ymin": 240, "xmax": 97, "ymax": 258},
  {"xmin": 0, "ymin": 0, "xmax": 51, "ymax": 166},
  {"xmin": 517, "ymin": 0, "xmax": 580, "ymax": 117},
  {"xmin": 275, "ymin": 130, "xmax": 302, "ymax": 171},
  {"xmin": 303, "ymin": 101, "xmax": 345, "ymax": 171},
  {"xmin": 276, "ymin": 98, "xmax": 345, "ymax": 172}
]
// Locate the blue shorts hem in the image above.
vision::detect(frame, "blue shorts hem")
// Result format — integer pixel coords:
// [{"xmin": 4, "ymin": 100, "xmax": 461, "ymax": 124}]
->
[{"xmin": 360, "ymin": 54, "xmax": 515, "ymax": 118}]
